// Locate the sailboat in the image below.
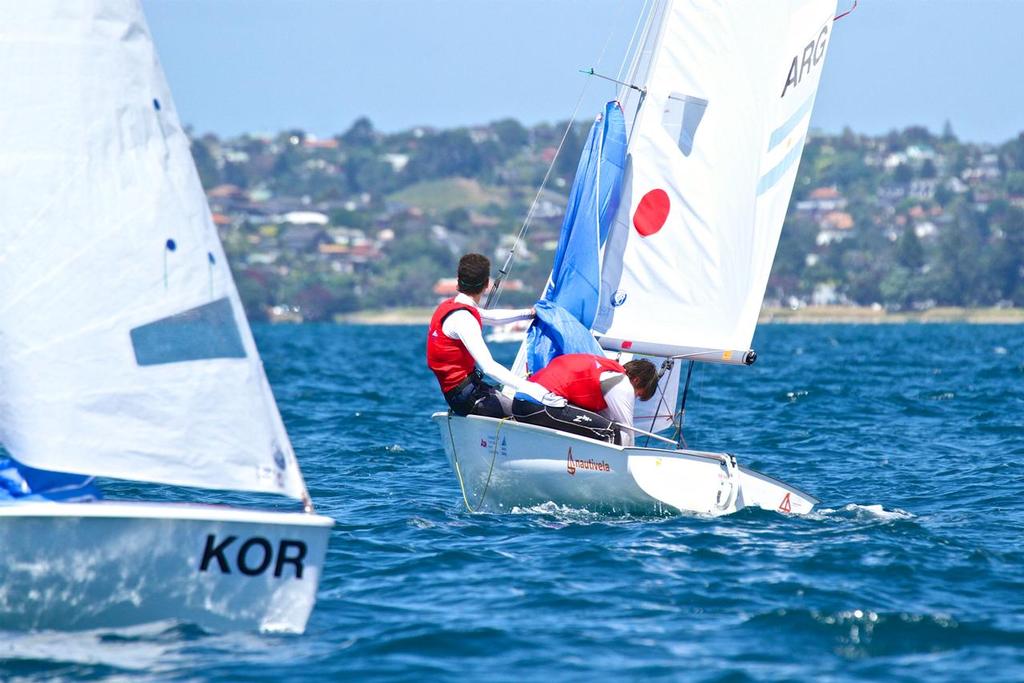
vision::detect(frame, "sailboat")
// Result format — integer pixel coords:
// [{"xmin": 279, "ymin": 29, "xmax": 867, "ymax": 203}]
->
[
  {"xmin": 0, "ymin": 3, "xmax": 332, "ymax": 632},
  {"xmin": 434, "ymin": 0, "xmax": 840, "ymax": 516}
]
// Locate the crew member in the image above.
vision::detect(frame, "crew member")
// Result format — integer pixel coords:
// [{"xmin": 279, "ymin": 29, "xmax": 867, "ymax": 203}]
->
[
  {"xmin": 427, "ymin": 253, "xmax": 552, "ymax": 417},
  {"xmin": 512, "ymin": 353, "xmax": 659, "ymax": 446}
]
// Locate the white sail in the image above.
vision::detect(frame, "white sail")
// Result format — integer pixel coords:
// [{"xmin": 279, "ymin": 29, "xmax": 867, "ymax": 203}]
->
[
  {"xmin": 596, "ymin": 0, "xmax": 838, "ymax": 361},
  {"xmin": 0, "ymin": 2, "xmax": 307, "ymax": 500}
]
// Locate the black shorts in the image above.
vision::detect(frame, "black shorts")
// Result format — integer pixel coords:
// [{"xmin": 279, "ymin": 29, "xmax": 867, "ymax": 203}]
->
[{"xmin": 444, "ymin": 372, "xmax": 508, "ymax": 418}]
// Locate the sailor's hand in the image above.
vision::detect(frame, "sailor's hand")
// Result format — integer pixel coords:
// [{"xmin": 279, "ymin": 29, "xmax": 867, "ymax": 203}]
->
[
  {"xmin": 521, "ymin": 381, "xmax": 549, "ymax": 403},
  {"xmin": 541, "ymin": 391, "xmax": 567, "ymax": 408}
]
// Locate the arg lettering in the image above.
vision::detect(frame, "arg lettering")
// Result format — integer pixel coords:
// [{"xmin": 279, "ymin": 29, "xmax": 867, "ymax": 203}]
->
[
  {"xmin": 781, "ymin": 24, "xmax": 829, "ymax": 98},
  {"xmin": 199, "ymin": 534, "xmax": 308, "ymax": 579}
]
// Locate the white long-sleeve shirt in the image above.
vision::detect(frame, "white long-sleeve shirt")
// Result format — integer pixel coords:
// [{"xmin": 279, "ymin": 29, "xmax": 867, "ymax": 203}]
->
[
  {"xmin": 598, "ymin": 372, "xmax": 635, "ymax": 447},
  {"xmin": 441, "ymin": 293, "xmax": 546, "ymax": 400}
]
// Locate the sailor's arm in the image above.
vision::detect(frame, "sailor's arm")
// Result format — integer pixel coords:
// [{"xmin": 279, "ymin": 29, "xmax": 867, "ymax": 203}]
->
[
  {"xmin": 599, "ymin": 377, "xmax": 636, "ymax": 447},
  {"xmin": 443, "ymin": 310, "xmax": 547, "ymax": 401},
  {"xmin": 478, "ymin": 305, "xmax": 534, "ymax": 326}
]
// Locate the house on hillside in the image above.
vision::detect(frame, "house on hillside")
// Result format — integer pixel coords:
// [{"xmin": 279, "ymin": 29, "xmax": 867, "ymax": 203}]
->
[
  {"xmin": 282, "ymin": 210, "xmax": 330, "ymax": 226},
  {"xmin": 318, "ymin": 242, "xmax": 381, "ymax": 274},
  {"xmin": 962, "ymin": 153, "xmax": 1002, "ymax": 184},
  {"xmin": 382, "ymin": 153, "xmax": 409, "ymax": 172},
  {"xmin": 433, "ymin": 278, "xmax": 459, "ymax": 299},
  {"xmin": 877, "ymin": 184, "xmax": 907, "ymax": 203},
  {"xmin": 280, "ymin": 225, "xmax": 331, "ymax": 254},
  {"xmin": 531, "ymin": 188, "xmax": 569, "ymax": 220},
  {"xmin": 908, "ymin": 179, "xmax": 938, "ymax": 200},
  {"xmin": 914, "ymin": 221, "xmax": 938, "ymax": 239},
  {"xmin": 815, "ymin": 211, "xmax": 854, "ymax": 246},
  {"xmin": 302, "ymin": 136, "xmax": 338, "ymax": 150},
  {"xmin": 795, "ymin": 186, "xmax": 847, "ymax": 216},
  {"xmin": 208, "ymin": 184, "xmax": 245, "ymax": 200}
]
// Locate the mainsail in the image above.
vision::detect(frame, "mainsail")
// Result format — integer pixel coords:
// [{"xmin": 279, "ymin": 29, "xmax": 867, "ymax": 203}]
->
[
  {"xmin": 0, "ymin": 2, "xmax": 307, "ymax": 500},
  {"xmin": 595, "ymin": 0, "xmax": 839, "ymax": 362}
]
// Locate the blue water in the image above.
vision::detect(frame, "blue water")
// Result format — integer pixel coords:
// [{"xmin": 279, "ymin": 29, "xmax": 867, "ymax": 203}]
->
[{"xmin": 3, "ymin": 323, "xmax": 1023, "ymax": 681}]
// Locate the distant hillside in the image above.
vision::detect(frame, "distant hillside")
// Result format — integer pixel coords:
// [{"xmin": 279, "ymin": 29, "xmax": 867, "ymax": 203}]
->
[
  {"xmin": 388, "ymin": 177, "xmax": 507, "ymax": 213},
  {"xmin": 194, "ymin": 118, "xmax": 1024, "ymax": 321}
]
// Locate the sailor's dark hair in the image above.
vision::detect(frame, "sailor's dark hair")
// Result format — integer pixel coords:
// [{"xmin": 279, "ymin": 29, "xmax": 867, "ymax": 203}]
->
[
  {"xmin": 624, "ymin": 359, "xmax": 659, "ymax": 401},
  {"xmin": 457, "ymin": 253, "xmax": 490, "ymax": 295}
]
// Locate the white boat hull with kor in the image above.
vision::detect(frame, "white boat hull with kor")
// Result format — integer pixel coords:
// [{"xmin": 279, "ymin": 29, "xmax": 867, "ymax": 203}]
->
[
  {"xmin": 434, "ymin": 413, "xmax": 817, "ymax": 516},
  {"xmin": 0, "ymin": 502, "xmax": 333, "ymax": 633}
]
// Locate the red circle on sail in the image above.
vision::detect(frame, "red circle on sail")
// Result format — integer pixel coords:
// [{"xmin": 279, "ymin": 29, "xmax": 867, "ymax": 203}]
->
[{"xmin": 633, "ymin": 189, "xmax": 670, "ymax": 237}]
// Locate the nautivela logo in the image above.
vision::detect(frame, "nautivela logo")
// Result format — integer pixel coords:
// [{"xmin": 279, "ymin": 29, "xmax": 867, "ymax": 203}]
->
[{"xmin": 566, "ymin": 447, "xmax": 610, "ymax": 476}]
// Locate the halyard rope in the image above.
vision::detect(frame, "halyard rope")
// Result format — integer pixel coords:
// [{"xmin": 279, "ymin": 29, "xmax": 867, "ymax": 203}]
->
[{"xmin": 616, "ymin": 0, "xmax": 653, "ymax": 83}]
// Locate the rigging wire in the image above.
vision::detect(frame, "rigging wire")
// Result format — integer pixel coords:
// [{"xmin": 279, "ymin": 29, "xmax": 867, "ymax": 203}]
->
[
  {"xmin": 672, "ymin": 360, "xmax": 695, "ymax": 447},
  {"xmin": 617, "ymin": 0, "xmax": 653, "ymax": 83},
  {"xmin": 483, "ymin": 92, "xmax": 586, "ymax": 309},
  {"xmin": 484, "ymin": 0, "xmax": 646, "ymax": 308}
]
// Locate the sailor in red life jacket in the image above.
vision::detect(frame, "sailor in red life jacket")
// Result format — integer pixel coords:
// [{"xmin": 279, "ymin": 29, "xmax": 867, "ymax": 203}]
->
[
  {"xmin": 427, "ymin": 253, "xmax": 555, "ymax": 417},
  {"xmin": 512, "ymin": 353, "xmax": 659, "ymax": 446}
]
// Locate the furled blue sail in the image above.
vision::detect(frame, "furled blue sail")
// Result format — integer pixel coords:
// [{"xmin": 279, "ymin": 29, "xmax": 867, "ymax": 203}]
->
[
  {"xmin": 527, "ymin": 101, "xmax": 627, "ymax": 372},
  {"xmin": 526, "ymin": 300, "xmax": 605, "ymax": 374},
  {"xmin": 0, "ymin": 455, "xmax": 101, "ymax": 502}
]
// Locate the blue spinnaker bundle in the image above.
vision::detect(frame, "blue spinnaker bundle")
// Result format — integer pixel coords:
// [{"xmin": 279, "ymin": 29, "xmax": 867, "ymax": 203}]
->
[
  {"xmin": 526, "ymin": 300, "xmax": 605, "ymax": 374},
  {"xmin": 527, "ymin": 101, "xmax": 627, "ymax": 373},
  {"xmin": 0, "ymin": 455, "xmax": 101, "ymax": 502}
]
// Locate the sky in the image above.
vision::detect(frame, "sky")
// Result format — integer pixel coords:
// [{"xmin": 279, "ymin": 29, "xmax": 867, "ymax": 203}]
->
[{"xmin": 142, "ymin": 0, "xmax": 1024, "ymax": 144}]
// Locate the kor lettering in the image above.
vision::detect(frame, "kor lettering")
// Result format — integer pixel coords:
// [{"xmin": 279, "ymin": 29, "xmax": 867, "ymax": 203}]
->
[{"xmin": 199, "ymin": 534, "xmax": 308, "ymax": 579}]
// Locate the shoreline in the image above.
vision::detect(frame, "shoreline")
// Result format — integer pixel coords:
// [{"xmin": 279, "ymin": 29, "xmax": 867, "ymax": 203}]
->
[{"xmin": 329, "ymin": 305, "xmax": 1024, "ymax": 326}]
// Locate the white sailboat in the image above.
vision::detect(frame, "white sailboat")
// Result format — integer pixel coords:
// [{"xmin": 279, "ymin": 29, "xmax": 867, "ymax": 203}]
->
[
  {"xmin": 484, "ymin": 320, "xmax": 530, "ymax": 344},
  {"xmin": 435, "ymin": 0, "xmax": 840, "ymax": 516},
  {"xmin": 0, "ymin": 2, "xmax": 332, "ymax": 632}
]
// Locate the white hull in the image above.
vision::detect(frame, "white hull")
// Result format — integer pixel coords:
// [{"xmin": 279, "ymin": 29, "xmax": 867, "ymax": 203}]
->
[
  {"xmin": 0, "ymin": 502, "xmax": 332, "ymax": 633},
  {"xmin": 434, "ymin": 413, "xmax": 817, "ymax": 516}
]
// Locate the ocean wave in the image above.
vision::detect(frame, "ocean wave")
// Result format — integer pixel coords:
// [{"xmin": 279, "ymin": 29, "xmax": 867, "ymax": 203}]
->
[{"xmin": 813, "ymin": 503, "xmax": 915, "ymax": 521}]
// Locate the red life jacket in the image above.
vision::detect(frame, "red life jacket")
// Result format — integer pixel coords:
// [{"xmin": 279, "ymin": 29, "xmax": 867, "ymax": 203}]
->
[
  {"xmin": 426, "ymin": 298, "xmax": 483, "ymax": 393},
  {"xmin": 529, "ymin": 353, "xmax": 627, "ymax": 412}
]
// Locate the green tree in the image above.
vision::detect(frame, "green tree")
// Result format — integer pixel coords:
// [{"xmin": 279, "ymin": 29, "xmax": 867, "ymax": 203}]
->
[
  {"xmin": 491, "ymin": 118, "xmax": 529, "ymax": 151},
  {"xmin": 191, "ymin": 136, "xmax": 222, "ymax": 189},
  {"xmin": 1006, "ymin": 171, "xmax": 1024, "ymax": 197},
  {"xmin": 942, "ymin": 120, "xmax": 957, "ymax": 143},
  {"xmin": 895, "ymin": 226, "xmax": 924, "ymax": 269},
  {"xmin": 982, "ymin": 208, "xmax": 1024, "ymax": 303},
  {"xmin": 894, "ymin": 163, "xmax": 913, "ymax": 184},
  {"xmin": 342, "ymin": 117, "xmax": 377, "ymax": 149}
]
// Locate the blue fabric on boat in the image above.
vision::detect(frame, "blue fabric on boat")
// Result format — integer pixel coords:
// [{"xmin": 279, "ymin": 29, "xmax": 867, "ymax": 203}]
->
[
  {"xmin": 0, "ymin": 456, "xmax": 102, "ymax": 502},
  {"xmin": 526, "ymin": 300, "xmax": 604, "ymax": 374},
  {"xmin": 543, "ymin": 101, "xmax": 627, "ymax": 330},
  {"xmin": 527, "ymin": 101, "xmax": 626, "ymax": 374}
]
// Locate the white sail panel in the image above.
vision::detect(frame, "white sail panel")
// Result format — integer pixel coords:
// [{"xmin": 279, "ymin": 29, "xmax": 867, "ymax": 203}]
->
[
  {"xmin": 597, "ymin": 0, "xmax": 838, "ymax": 357},
  {"xmin": 0, "ymin": 2, "xmax": 307, "ymax": 499}
]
